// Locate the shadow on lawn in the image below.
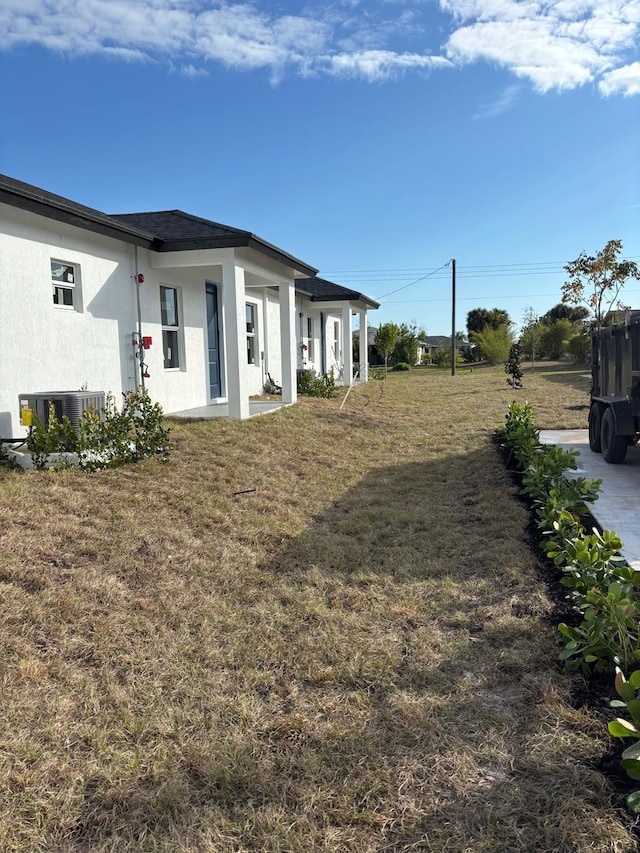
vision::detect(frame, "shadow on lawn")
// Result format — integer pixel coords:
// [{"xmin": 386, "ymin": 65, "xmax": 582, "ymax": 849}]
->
[{"xmin": 70, "ymin": 444, "xmax": 635, "ymax": 851}]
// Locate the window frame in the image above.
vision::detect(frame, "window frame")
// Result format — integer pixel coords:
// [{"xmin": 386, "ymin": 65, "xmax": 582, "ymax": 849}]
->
[
  {"xmin": 160, "ymin": 285, "xmax": 182, "ymax": 370},
  {"xmin": 51, "ymin": 259, "xmax": 79, "ymax": 310},
  {"xmin": 307, "ymin": 316, "xmax": 314, "ymax": 362},
  {"xmin": 246, "ymin": 302, "xmax": 258, "ymax": 365}
]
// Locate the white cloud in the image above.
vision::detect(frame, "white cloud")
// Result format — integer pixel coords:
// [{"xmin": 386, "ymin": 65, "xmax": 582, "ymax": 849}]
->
[
  {"xmin": 327, "ymin": 49, "xmax": 452, "ymax": 81},
  {"xmin": 599, "ymin": 60, "xmax": 640, "ymax": 95},
  {"xmin": 474, "ymin": 83, "xmax": 520, "ymax": 118},
  {"xmin": 0, "ymin": 0, "xmax": 638, "ymax": 95},
  {"xmin": 446, "ymin": 19, "xmax": 606, "ymax": 91},
  {"xmin": 441, "ymin": 0, "xmax": 640, "ymax": 93},
  {"xmin": 180, "ymin": 63, "xmax": 208, "ymax": 77}
]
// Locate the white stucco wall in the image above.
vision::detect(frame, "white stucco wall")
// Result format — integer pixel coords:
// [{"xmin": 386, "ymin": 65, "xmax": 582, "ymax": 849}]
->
[
  {"xmin": 1, "ymin": 202, "xmax": 314, "ymax": 430},
  {"xmin": 134, "ymin": 257, "xmax": 213, "ymax": 415},
  {"xmin": 0, "ymin": 204, "xmax": 138, "ymax": 437},
  {"xmin": 264, "ymin": 290, "xmax": 283, "ymax": 389}
]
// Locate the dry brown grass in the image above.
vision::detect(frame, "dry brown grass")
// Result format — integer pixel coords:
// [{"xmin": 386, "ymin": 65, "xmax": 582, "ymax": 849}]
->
[{"xmin": 1, "ymin": 363, "xmax": 636, "ymax": 851}]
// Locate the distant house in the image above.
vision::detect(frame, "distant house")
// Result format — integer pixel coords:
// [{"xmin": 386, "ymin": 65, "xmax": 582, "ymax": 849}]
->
[
  {"xmin": 0, "ymin": 175, "xmax": 378, "ymax": 436},
  {"xmin": 353, "ymin": 325, "xmax": 385, "ymax": 367},
  {"xmin": 419, "ymin": 335, "xmax": 472, "ymax": 363}
]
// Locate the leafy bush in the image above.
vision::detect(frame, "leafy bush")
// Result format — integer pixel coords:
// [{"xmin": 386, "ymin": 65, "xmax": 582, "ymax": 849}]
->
[
  {"xmin": 0, "ymin": 444, "xmax": 21, "ymax": 471},
  {"xmin": 297, "ymin": 369, "xmax": 336, "ymax": 398},
  {"xmin": 392, "ymin": 362, "xmax": 411, "ymax": 371},
  {"xmin": 77, "ymin": 388, "xmax": 170, "ymax": 471},
  {"xmin": 502, "ymin": 400, "xmax": 640, "ymax": 810},
  {"xmin": 501, "ymin": 400, "xmax": 638, "ymax": 676},
  {"xmin": 567, "ymin": 332, "xmax": 591, "ymax": 363},
  {"xmin": 609, "ymin": 668, "xmax": 640, "ymax": 813},
  {"xmin": 26, "ymin": 388, "xmax": 170, "ymax": 472},
  {"xmin": 432, "ymin": 348, "xmax": 464, "ymax": 368},
  {"xmin": 501, "ymin": 401, "xmax": 539, "ymax": 469},
  {"xmin": 27, "ymin": 403, "xmax": 78, "ymax": 469},
  {"xmin": 558, "ymin": 580, "xmax": 640, "ymax": 674},
  {"xmin": 473, "ymin": 323, "xmax": 514, "ymax": 364}
]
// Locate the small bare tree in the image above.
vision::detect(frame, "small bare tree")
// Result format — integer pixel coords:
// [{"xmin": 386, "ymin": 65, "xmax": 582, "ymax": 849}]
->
[{"xmin": 562, "ymin": 240, "xmax": 639, "ymax": 329}]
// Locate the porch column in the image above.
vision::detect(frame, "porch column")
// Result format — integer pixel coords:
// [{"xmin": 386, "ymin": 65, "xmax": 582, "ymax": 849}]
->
[
  {"xmin": 358, "ymin": 310, "xmax": 369, "ymax": 382},
  {"xmin": 222, "ymin": 261, "xmax": 250, "ymax": 420},
  {"xmin": 342, "ymin": 305, "xmax": 353, "ymax": 385},
  {"xmin": 279, "ymin": 279, "xmax": 297, "ymax": 405}
]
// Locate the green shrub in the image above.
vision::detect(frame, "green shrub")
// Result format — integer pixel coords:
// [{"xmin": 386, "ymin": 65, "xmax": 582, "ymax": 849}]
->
[
  {"xmin": 609, "ymin": 668, "xmax": 640, "ymax": 813},
  {"xmin": 392, "ymin": 362, "xmax": 411, "ymax": 371},
  {"xmin": 432, "ymin": 348, "xmax": 464, "ymax": 368},
  {"xmin": 297, "ymin": 370, "xmax": 336, "ymax": 398},
  {"xmin": 77, "ymin": 388, "xmax": 170, "ymax": 471},
  {"xmin": 501, "ymin": 400, "xmax": 638, "ymax": 676},
  {"xmin": 559, "ymin": 581, "xmax": 640, "ymax": 674},
  {"xmin": 0, "ymin": 444, "xmax": 21, "ymax": 471},
  {"xmin": 26, "ymin": 388, "xmax": 170, "ymax": 472},
  {"xmin": 27, "ymin": 403, "xmax": 78, "ymax": 469}
]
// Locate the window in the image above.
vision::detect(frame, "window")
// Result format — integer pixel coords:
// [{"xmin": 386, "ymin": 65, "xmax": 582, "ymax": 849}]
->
[
  {"xmin": 333, "ymin": 321, "xmax": 340, "ymax": 359},
  {"xmin": 307, "ymin": 317, "xmax": 314, "ymax": 361},
  {"xmin": 160, "ymin": 286, "xmax": 180, "ymax": 369},
  {"xmin": 52, "ymin": 260, "xmax": 77, "ymax": 308},
  {"xmin": 246, "ymin": 303, "xmax": 257, "ymax": 365}
]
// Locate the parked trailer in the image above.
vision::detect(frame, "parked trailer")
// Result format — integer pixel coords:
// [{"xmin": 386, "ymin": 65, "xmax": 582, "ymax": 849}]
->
[{"xmin": 589, "ymin": 314, "xmax": 640, "ymax": 464}]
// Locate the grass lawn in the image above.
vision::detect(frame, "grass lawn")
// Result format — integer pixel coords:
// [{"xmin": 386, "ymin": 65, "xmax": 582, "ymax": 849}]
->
[{"xmin": 1, "ymin": 363, "xmax": 637, "ymax": 852}]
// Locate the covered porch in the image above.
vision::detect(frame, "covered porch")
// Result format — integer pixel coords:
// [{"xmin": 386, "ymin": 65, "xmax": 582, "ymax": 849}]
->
[
  {"xmin": 148, "ymin": 244, "xmax": 313, "ymax": 420},
  {"xmin": 167, "ymin": 399, "xmax": 290, "ymax": 420},
  {"xmin": 294, "ymin": 278, "xmax": 380, "ymax": 385}
]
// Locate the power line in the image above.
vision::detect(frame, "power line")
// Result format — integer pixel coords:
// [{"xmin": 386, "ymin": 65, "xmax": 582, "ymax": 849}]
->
[
  {"xmin": 322, "ymin": 255, "xmax": 640, "ymax": 277},
  {"xmin": 332, "ymin": 269, "xmax": 566, "ymax": 283},
  {"xmin": 375, "ymin": 261, "xmax": 451, "ymax": 300},
  {"xmin": 383, "ymin": 286, "xmax": 640, "ymax": 305}
]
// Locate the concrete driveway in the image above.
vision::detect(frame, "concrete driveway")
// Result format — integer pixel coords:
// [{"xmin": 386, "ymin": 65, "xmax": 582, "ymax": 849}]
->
[{"xmin": 539, "ymin": 429, "xmax": 640, "ymax": 570}]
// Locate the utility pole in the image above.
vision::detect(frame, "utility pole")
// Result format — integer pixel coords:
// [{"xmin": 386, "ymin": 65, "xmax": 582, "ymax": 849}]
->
[{"xmin": 451, "ymin": 258, "xmax": 456, "ymax": 377}]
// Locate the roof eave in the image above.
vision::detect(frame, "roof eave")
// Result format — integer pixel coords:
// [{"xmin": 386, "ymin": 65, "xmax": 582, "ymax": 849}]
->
[
  {"xmin": 0, "ymin": 182, "xmax": 156, "ymax": 248},
  {"xmin": 302, "ymin": 293, "xmax": 379, "ymax": 310},
  {"xmin": 156, "ymin": 233, "xmax": 318, "ymax": 278}
]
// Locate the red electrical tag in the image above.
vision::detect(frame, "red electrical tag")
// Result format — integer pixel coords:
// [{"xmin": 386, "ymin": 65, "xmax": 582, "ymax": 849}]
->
[{"xmin": 142, "ymin": 336, "xmax": 152, "ymax": 349}]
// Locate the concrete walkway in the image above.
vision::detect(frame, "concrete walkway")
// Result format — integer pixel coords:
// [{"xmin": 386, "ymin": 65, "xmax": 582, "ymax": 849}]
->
[
  {"xmin": 539, "ymin": 429, "xmax": 640, "ymax": 570},
  {"xmin": 167, "ymin": 400, "xmax": 290, "ymax": 419}
]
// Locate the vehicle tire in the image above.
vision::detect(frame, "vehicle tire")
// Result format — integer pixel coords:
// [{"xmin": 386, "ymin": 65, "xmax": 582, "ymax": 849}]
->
[
  {"xmin": 601, "ymin": 407, "xmax": 628, "ymax": 464},
  {"xmin": 588, "ymin": 402, "xmax": 603, "ymax": 453}
]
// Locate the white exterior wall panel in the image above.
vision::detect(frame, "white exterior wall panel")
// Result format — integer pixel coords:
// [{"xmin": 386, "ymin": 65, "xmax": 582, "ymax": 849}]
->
[
  {"xmin": 265, "ymin": 291, "xmax": 282, "ymax": 388},
  {"xmin": 0, "ymin": 204, "xmax": 137, "ymax": 436},
  {"xmin": 135, "ymin": 259, "xmax": 210, "ymax": 415}
]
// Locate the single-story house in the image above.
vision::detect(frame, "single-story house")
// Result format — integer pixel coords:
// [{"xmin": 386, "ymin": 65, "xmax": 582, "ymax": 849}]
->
[
  {"xmin": 0, "ymin": 175, "xmax": 378, "ymax": 437},
  {"xmin": 417, "ymin": 336, "xmax": 472, "ymax": 363}
]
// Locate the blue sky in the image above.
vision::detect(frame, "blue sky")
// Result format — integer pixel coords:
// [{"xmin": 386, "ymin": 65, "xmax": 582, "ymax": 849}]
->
[{"xmin": 2, "ymin": 0, "xmax": 639, "ymax": 334}]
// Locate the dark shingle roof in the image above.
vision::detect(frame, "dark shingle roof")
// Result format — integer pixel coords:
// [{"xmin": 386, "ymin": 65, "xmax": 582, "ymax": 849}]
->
[
  {"xmin": 0, "ymin": 174, "xmax": 156, "ymax": 246},
  {"xmin": 111, "ymin": 210, "xmax": 317, "ymax": 275},
  {"xmin": 112, "ymin": 210, "xmax": 247, "ymax": 243},
  {"xmin": 425, "ymin": 335, "xmax": 471, "ymax": 348},
  {"xmin": 296, "ymin": 277, "xmax": 379, "ymax": 309},
  {"xmin": 0, "ymin": 175, "xmax": 317, "ymax": 276}
]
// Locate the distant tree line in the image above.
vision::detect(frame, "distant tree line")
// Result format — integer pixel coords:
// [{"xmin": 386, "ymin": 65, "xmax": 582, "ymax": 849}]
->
[{"xmin": 466, "ymin": 240, "xmax": 640, "ymax": 366}]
